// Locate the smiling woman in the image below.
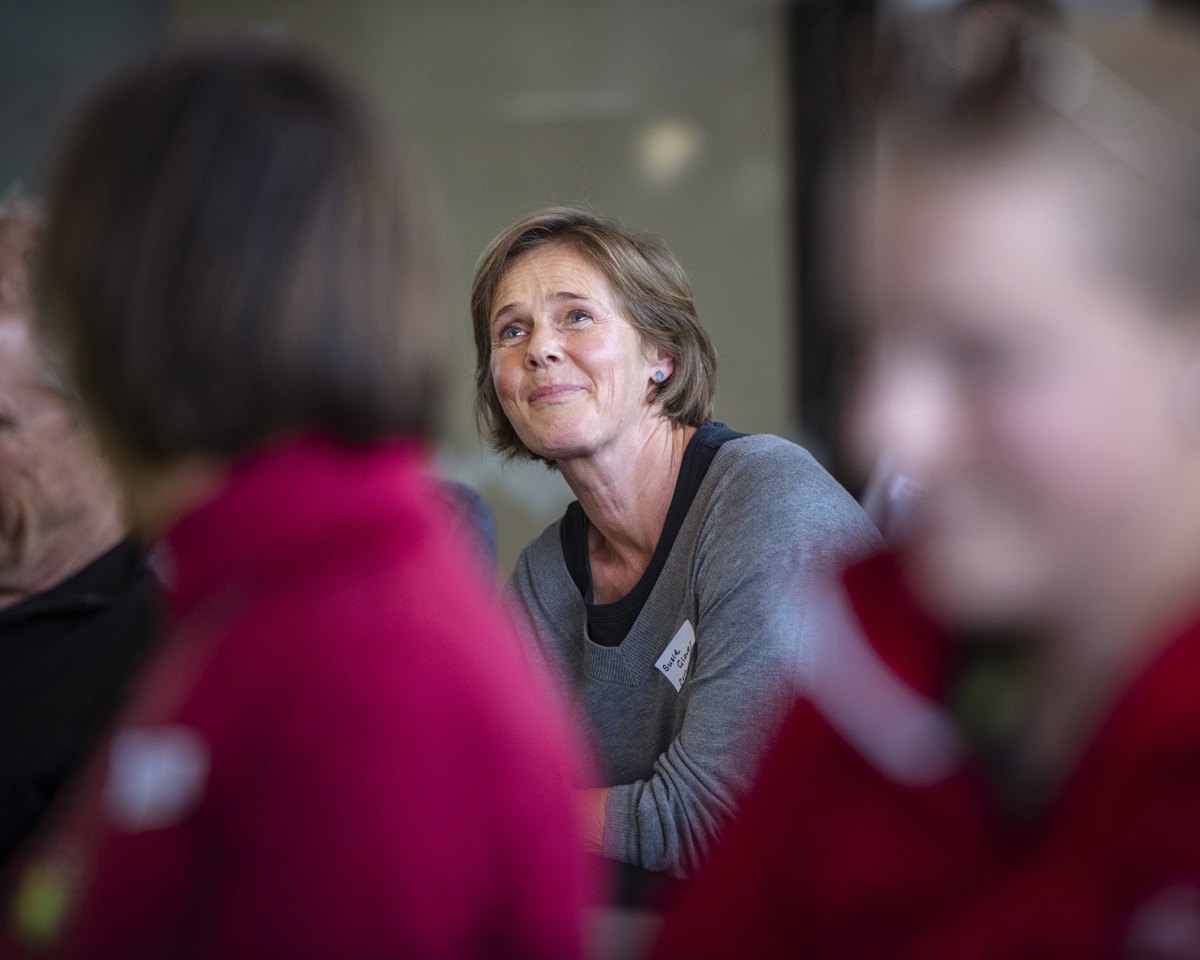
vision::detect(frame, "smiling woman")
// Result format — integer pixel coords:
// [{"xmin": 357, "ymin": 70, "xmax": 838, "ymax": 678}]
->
[{"xmin": 471, "ymin": 207, "xmax": 882, "ymax": 879}]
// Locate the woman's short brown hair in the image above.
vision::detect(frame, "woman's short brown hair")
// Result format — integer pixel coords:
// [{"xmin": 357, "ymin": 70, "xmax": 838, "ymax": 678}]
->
[
  {"xmin": 38, "ymin": 40, "xmax": 443, "ymax": 467},
  {"xmin": 470, "ymin": 207, "xmax": 717, "ymax": 463}
]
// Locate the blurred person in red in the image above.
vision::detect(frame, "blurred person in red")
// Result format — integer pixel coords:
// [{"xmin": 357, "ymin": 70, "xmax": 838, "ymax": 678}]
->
[
  {"xmin": 655, "ymin": 10, "xmax": 1200, "ymax": 959},
  {"xmin": 1, "ymin": 41, "xmax": 593, "ymax": 959}
]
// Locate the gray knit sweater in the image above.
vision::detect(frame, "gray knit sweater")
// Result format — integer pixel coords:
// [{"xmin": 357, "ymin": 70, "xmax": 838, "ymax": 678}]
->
[{"xmin": 509, "ymin": 434, "xmax": 882, "ymax": 877}]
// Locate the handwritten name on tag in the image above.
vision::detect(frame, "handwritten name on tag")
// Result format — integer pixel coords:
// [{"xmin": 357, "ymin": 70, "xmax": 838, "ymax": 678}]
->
[{"xmin": 655, "ymin": 620, "xmax": 696, "ymax": 692}]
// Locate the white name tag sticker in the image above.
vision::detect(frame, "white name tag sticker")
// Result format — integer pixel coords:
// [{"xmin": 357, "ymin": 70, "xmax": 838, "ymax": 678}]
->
[{"xmin": 655, "ymin": 620, "xmax": 696, "ymax": 693}]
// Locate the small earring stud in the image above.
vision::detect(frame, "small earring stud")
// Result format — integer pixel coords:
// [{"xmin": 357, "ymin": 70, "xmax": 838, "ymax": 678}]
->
[{"xmin": 654, "ymin": 371, "xmax": 666, "ymax": 382}]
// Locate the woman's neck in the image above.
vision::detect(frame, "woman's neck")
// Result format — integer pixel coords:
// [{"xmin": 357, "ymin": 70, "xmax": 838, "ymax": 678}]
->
[{"xmin": 559, "ymin": 418, "xmax": 697, "ymax": 603}]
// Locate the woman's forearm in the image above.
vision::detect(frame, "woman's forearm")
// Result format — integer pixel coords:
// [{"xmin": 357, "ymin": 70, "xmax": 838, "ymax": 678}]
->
[{"xmin": 578, "ymin": 787, "xmax": 610, "ymax": 855}]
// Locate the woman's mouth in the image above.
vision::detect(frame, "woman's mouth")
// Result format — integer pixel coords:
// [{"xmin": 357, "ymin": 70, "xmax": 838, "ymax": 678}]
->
[{"xmin": 527, "ymin": 384, "xmax": 583, "ymax": 403}]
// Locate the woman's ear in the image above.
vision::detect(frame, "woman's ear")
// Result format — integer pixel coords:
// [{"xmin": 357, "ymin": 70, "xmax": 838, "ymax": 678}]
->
[{"xmin": 649, "ymin": 347, "xmax": 675, "ymax": 384}]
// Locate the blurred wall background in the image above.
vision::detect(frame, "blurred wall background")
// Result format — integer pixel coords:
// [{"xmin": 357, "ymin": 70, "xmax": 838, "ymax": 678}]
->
[
  {"xmin": 168, "ymin": 0, "xmax": 792, "ymax": 576},
  {"xmin": 3, "ymin": 0, "xmax": 791, "ymax": 575},
  {"xmin": 0, "ymin": 0, "xmax": 1158, "ymax": 574},
  {"xmin": 0, "ymin": 0, "xmax": 162, "ymax": 193}
]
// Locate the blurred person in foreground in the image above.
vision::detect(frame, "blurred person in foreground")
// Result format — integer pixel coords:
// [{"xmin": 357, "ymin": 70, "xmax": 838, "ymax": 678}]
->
[
  {"xmin": 0, "ymin": 197, "xmax": 156, "ymax": 871},
  {"xmin": 1, "ymin": 42, "xmax": 592, "ymax": 959},
  {"xmin": 655, "ymin": 11, "xmax": 1200, "ymax": 958},
  {"xmin": 471, "ymin": 207, "xmax": 881, "ymax": 880}
]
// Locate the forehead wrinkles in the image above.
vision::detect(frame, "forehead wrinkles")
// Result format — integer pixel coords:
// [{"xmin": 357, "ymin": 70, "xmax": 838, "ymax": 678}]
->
[{"xmin": 492, "ymin": 248, "xmax": 615, "ymax": 319}]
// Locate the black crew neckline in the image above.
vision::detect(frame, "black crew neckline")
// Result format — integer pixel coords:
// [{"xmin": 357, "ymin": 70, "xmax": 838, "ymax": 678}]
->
[{"xmin": 560, "ymin": 422, "xmax": 746, "ymax": 647}]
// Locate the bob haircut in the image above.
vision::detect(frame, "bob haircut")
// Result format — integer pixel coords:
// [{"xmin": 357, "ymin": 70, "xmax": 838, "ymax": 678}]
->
[
  {"xmin": 470, "ymin": 207, "xmax": 717, "ymax": 464},
  {"xmin": 38, "ymin": 40, "xmax": 443, "ymax": 468}
]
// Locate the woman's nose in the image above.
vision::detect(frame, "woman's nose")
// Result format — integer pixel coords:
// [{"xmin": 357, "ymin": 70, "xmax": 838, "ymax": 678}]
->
[{"xmin": 524, "ymin": 321, "xmax": 563, "ymax": 368}]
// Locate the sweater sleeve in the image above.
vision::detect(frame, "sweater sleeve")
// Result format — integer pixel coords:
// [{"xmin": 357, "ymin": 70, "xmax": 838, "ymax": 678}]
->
[{"xmin": 602, "ymin": 442, "xmax": 883, "ymax": 876}]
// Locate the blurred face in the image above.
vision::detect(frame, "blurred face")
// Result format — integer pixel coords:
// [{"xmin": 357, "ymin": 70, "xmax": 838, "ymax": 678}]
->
[
  {"xmin": 489, "ymin": 244, "xmax": 669, "ymax": 464},
  {"xmin": 0, "ymin": 315, "xmax": 117, "ymax": 596},
  {"xmin": 854, "ymin": 152, "xmax": 1200, "ymax": 630}
]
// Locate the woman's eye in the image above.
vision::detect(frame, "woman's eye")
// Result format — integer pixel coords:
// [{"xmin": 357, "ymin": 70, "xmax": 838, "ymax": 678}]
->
[
  {"xmin": 497, "ymin": 325, "xmax": 525, "ymax": 341},
  {"xmin": 566, "ymin": 309, "xmax": 592, "ymax": 324}
]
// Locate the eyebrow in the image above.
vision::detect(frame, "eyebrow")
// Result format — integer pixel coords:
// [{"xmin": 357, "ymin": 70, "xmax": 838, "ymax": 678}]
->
[{"xmin": 491, "ymin": 290, "xmax": 595, "ymax": 326}]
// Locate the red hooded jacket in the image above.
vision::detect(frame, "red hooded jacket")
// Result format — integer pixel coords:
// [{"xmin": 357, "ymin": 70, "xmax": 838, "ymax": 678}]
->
[
  {"xmin": 3, "ymin": 435, "xmax": 594, "ymax": 959},
  {"xmin": 655, "ymin": 552, "xmax": 1200, "ymax": 959}
]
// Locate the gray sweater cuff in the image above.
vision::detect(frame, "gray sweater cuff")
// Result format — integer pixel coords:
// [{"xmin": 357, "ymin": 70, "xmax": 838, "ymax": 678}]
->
[
  {"xmin": 602, "ymin": 783, "xmax": 641, "ymax": 865},
  {"xmin": 603, "ymin": 783, "xmax": 687, "ymax": 877}
]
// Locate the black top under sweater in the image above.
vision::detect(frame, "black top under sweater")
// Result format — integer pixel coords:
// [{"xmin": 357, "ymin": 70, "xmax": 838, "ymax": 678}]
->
[{"xmin": 560, "ymin": 422, "xmax": 746, "ymax": 647}]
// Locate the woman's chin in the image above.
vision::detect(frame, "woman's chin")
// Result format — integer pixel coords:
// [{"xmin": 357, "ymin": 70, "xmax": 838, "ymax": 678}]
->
[
  {"xmin": 518, "ymin": 428, "xmax": 596, "ymax": 465},
  {"xmin": 520, "ymin": 438, "xmax": 581, "ymax": 465}
]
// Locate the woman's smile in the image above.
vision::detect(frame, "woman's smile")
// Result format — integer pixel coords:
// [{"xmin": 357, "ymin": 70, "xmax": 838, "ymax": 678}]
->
[{"xmin": 527, "ymin": 382, "xmax": 586, "ymax": 404}]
